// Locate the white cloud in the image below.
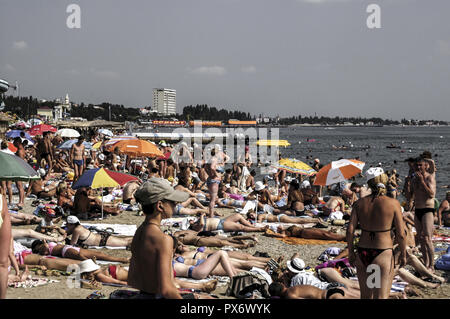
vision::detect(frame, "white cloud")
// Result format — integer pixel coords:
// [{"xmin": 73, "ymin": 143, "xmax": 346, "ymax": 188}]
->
[
  {"xmin": 90, "ymin": 68, "xmax": 120, "ymax": 79},
  {"xmin": 189, "ymin": 66, "xmax": 227, "ymax": 76},
  {"xmin": 12, "ymin": 41, "xmax": 28, "ymax": 50},
  {"xmin": 241, "ymin": 65, "xmax": 257, "ymax": 73},
  {"xmin": 436, "ymin": 40, "xmax": 450, "ymax": 56}
]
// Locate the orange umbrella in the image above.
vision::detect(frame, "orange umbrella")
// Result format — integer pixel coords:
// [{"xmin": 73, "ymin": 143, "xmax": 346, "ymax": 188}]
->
[
  {"xmin": 113, "ymin": 139, "xmax": 163, "ymax": 157},
  {"xmin": 313, "ymin": 159, "xmax": 365, "ymax": 186},
  {"xmin": 8, "ymin": 142, "xmax": 17, "ymax": 153}
]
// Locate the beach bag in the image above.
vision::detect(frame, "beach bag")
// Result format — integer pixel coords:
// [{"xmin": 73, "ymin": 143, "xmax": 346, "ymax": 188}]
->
[{"xmin": 226, "ymin": 271, "xmax": 270, "ymax": 299}]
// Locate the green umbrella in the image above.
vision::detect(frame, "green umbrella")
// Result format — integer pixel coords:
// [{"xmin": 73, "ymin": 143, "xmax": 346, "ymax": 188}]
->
[{"xmin": 0, "ymin": 151, "xmax": 40, "ymax": 181}]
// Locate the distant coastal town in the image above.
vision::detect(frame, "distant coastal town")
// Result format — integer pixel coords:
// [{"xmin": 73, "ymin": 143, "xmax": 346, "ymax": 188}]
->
[{"xmin": 0, "ymin": 87, "xmax": 448, "ymax": 129}]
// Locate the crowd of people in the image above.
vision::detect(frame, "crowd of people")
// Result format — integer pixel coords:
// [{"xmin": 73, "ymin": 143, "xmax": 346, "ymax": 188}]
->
[{"xmin": 0, "ymin": 127, "xmax": 448, "ymax": 300}]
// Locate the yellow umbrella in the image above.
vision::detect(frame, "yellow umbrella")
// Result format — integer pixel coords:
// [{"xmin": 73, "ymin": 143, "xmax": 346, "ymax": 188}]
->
[
  {"xmin": 92, "ymin": 141, "xmax": 102, "ymax": 150},
  {"xmin": 274, "ymin": 158, "xmax": 316, "ymax": 176},
  {"xmin": 257, "ymin": 140, "xmax": 291, "ymax": 147},
  {"xmin": 113, "ymin": 139, "xmax": 164, "ymax": 158}
]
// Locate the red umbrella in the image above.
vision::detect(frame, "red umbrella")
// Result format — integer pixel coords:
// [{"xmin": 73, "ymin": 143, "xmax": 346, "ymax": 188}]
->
[
  {"xmin": 28, "ymin": 124, "xmax": 57, "ymax": 137},
  {"xmin": 8, "ymin": 142, "xmax": 17, "ymax": 153}
]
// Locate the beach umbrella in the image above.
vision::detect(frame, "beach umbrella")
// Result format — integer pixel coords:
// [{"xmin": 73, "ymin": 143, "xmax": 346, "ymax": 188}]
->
[
  {"xmin": 13, "ymin": 121, "xmax": 30, "ymax": 129},
  {"xmin": 273, "ymin": 158, "xmax": 317, "ymax": 176},
  {"xmin": 92, "ymin": 141, "xmax": 102, "ymax": 150},
  {"xmin": 256, "ymin": 140, "xmax": 291, "ymax": 147},
  {"xmin": 98, "ymin": 129, "xmax": 113, "ymax": 137},
  {"xmin": 104, "ymin": 135, "xmax": 138, "ymax": 148},
  {"xmin": 28, "ymin": 124, "xmax": 57, "ymax": 136},
  {"xmin": 5, "ymin": 130, "xmax": 32, "ymax": 140},
  {"xmin": 72, "ymin": 167, "xmax": 139, "ymax": 219},
  {"xmin": 113, "ymin": 139, "xmax": 164, "ymax": 158},
  {"xmin": 313, "ymin": 159, "xmax": 365, "ymax": 186},
  {"xmin": 0, "ymin": 151, "xmax": 40, "ymax": 181},
  {"xmin": 57, "ymin": 139, "xmax": 93, "ymax": 150},
  {"xmin": 7, "ymin": 142, "xmax": 17, "ymax": 153},
  {"xmin": 56, "ymin": 128, "xmax": 80, "ymax": 138},
  {"xmin": 27, "ymin": 118, "xmax": 42, "ymax": 127}
]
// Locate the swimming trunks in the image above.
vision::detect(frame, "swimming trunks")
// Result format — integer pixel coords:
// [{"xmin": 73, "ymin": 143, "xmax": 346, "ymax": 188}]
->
[
  {"xmin": 217, "ymin": 218, "xmax": 225, "ymax": 231},
  {"xmin": 73, "ymin": 159, "xmax": 84, "ymax": 166},
  {"xmin": 188, "ymin": 266, "xmax": 195, "ymax": 278},
  {"xmin": 206, "ymin": 178, "xmax": 221, "ymax": 186},
  {"xmin": 325, "ymin": 287, "xmax": 345, "ymax": 299},
  {"xmin": 109, "ymin": 265, "xmax": 117, "ymax": 279},
  {"xmin": 99, "ymin": 232, "xmax": 111, "ymax": 247},
  {"xmin": 415, "ymin": 207, "xmax": 435, "ymax": 221},
  {"xmin": 175, "ymin": 204, "xmax": 183, "ymax": 215},
  {"xmin": 277, "ymin": 214, "xmax": 286, "ymax": 222},
  {"xmin": 62, "ymin": 245, "xmax": 80, "ymax": 257}
]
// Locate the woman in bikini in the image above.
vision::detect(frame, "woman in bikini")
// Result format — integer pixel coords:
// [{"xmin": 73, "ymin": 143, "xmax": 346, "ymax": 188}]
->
[
  {"xmin": 65, "ymin": 216, "xmax": 133, "ymax": 248},
  {"xmin": 246, "ymin": 210, "xmax": 325, "ymax": 227},
  {"xmin": 346, "ymin": 167, "xmax": 407, "ymax": 299},
  {"xmin": 189, "ymin": 213, "xmax": 268, "ymax": 233},
  {"xmin": 31, "ymin": 239, "xmax": 130, "ymax": 263}
]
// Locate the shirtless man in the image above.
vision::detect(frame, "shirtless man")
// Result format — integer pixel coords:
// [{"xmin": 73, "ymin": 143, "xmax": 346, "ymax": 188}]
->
[
  {"xmin": 268, "ymin": 282, "xmax": 345, "ymax": 299},
  {"xmin": 246, "ymin": 210, "xmax": 324, "ymax": 226},
  {"xmin": 25, "ymin": 170, "xmax": 58, "ymax": 199},
  {"xmin": 205, "ymin": 148, "xmax": 222, "ymax": 218},
  {"xmin": 127, "ymin": 178, "xmax": 190, "ymax": 299},
  {"xmin": 173, "ymin": 230, "xmax": 256, "ymax": 249},
  {"xmin": 347, "ymin": 167, "xmax": 407, "ymax": 299},
  {"xmin": 411, "ymin": 157, "xmax": 436, "ymax": 271},
  {"xmin": 70, "ymin": 136, "xmax": 86, "ymax": 182},
  {"xmin": 122, "ymin": 180, "xmax": 141, "ymax": 204},
  {"xmin": 266, "ymin": 225, "xmax": 346, "ymax": 241}
]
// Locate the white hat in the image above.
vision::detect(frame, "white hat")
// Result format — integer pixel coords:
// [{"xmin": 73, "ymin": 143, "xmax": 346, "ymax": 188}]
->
[
  {"xmin": 284, "ymin": 176, "xmax": 293, "ymax": 182},
  {"xmin": 225, "ymin": 184, "xmax": 231, "ymax": 189},
  {"xmin": 365, "ymin": 167, "xmax": 384, "ymax": 182},
  {"xmin": 255, "ymin": 181, "xmax": 266, "ymax": 191},
  {"xmin": 286, "ymin": 258, "xmax": 306, "ymax": 273},
  {"xmin": 38, "ymin": 168, "xmax": 46, "ymax": 177},
  {"xmin": 98, "ymin": 153, "xmax": 105, "ymax": 160},
  {"xmin": 78, "ymin": 259, "xmax": 100, "ymax": 274},
  {"xmin": 301, "ymin": 180, "xmax": 311, "ymax": 189},
  {"xmin": 67, "ymin": 215, "xmax": 81, "ymax": 224}
]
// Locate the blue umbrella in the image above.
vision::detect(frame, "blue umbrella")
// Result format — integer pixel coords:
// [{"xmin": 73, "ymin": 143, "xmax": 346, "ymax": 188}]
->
[
  {"xmin": 58, "ymin": 139, "xmax": 93, "ymax": 150},
  {"xmin": 6, "ymin": 130, "xmax": 32, "ymax": 140}
]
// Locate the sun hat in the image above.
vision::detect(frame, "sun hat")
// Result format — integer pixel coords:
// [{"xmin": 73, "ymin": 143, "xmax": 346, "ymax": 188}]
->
[
  {"xmin": 300, "ymin": 180, "xmax": 311, "ymax": 189},
  {"xmin": 365, "ymin": 167, "xmax": 384, "ymax": 182},
  {"xmin": 67, "ymin": 215, "xmax": 81, "ymax": 225},
  {"xmin": 79, "ymin": 259, "xmax": 100, "ymax": 274},
  {"xmin": 134, "ymin": 177, "xmax": 190, "ymax": 206},
  {"xmin": 286, "ymin": 258, "xmax": 306, "ymax": 273},
  {"xmin": 255, "ymin": 181, "xmax": 266, "ymax": 191},
  {"xmin": 38, "ymin": 168, "xmax": 46, "ymax": 177}
]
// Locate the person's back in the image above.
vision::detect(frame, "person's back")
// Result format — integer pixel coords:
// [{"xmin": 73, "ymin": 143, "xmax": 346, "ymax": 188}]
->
[{"xmin": 355, "ymin": 195, "xmax": 397, "ymax": 249}]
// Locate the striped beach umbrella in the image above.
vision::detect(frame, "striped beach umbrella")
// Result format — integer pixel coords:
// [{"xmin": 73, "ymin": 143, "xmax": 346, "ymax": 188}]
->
[
  {"xmin": 72, "ymin": 167, "xmax": 139, "ymax": 219},
  {"xmin": 313, "ymin": 159, "xmax": 365, "ymax": 186},
  {"xmin": 274, "ymin": 158, "xmax": 317, "ymax": 176},
  {"xmin": 72, "ymin": 167, "xmax": 139, "ymax": 190}
]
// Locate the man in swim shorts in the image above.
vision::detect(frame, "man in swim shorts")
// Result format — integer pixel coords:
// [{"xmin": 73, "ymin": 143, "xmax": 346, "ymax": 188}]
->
[{"xmin": 70, "ymin": 136, "xmax": 86, "ymax": 182}]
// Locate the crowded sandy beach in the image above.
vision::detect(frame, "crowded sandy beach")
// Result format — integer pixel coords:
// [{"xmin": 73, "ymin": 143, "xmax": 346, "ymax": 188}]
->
[{"xmin": 0, "ymin": 125, "xmax": 449, "ymax": 301}]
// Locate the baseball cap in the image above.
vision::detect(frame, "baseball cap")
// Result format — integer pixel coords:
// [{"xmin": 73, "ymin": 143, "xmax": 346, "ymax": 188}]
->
[
  {"xmin": 286, "ymin": 258, "xmax": 306, "ymax": 273},
  {"xmin": 67, "ymin": 215, "xmax": 81, "ymax": 224},
  {"xmin": 365, "ymin": 167, "xmax": 384, "ymax": 182},
  {"xmin": 134, "ymin": 178, "xmax": 189, "ymax": 206}
]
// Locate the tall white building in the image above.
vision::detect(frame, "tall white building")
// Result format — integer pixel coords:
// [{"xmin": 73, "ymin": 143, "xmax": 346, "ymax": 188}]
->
[{"xmin": 153, "ymin": 88, "xmax": 176, "ymax": 115}]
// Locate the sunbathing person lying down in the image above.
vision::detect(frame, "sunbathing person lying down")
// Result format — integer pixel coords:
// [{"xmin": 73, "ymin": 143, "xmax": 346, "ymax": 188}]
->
[
  {"xmin": 173, "ymin": 230, "xmax": 256, "ymax": 249},
  {"xmin": 245, "ymin": 210, "xmax": 326, "ymax": 227},
  {"xmin": 77, "ymin": 259, "xmax": 218, "ymax": 293},
  {"xmin": 65, "ymin": 216, "xmax": 133, "ymax": 248},
  {"xmin": 265, "ymin": 225, "xmax": 346, "ymax": 242},
  {"xmin": 188, "ymin": 213, "xmax": 268, "ymax": 233},
  {"xmin": 31, "ymin": 239, "xmax": 130, "ymax": 263}
]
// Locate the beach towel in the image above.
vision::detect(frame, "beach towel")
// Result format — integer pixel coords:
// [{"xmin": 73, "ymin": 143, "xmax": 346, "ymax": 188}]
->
[
  {"xmin": 432, "ymin": 235, "xmax": 450, "ymax": 243},
  {"xmin": 81, "ymin": 223, "xmax": 137, "ymax": 236},
  {"xmin": 9, "ymin": 278, "xmax": 59, "ymax": 288}
]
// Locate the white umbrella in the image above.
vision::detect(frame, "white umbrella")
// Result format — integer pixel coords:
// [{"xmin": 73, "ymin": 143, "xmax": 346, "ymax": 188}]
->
[
  {"xmin": 98, "ymin": 129, "xmax": 113, "ymax": 137},
  {"xmin": 56, "ymin": 128, "xmax": 80, "ymax": 138}
]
